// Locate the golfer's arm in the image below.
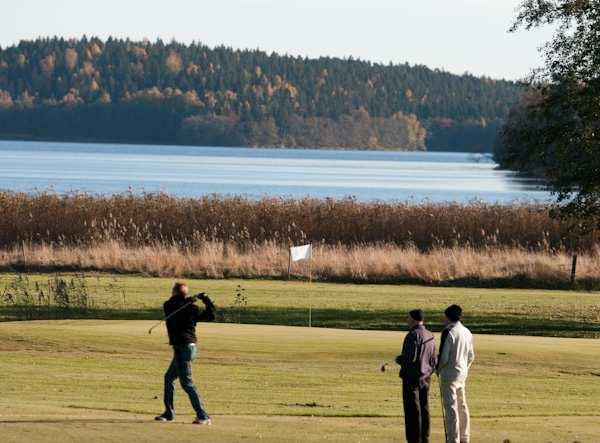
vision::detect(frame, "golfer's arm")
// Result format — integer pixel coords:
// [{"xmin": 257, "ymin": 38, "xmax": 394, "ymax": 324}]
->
[
  {"xmin": 467, "ymin": 340, "xmax": 475, "ymax": 368},
  {"xmin": 196, "ymin": 299, "xmax": 216, "ymax": 322},
  {"xmin": 394, "ymin": 347, "xmax": 406, "ymax": 366},
  {"xmin": 395, "ymin": 334, "xmax": 415, "ymax": 366}
]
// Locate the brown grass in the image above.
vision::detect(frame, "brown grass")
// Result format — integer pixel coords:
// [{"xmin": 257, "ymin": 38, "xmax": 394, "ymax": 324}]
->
[
  {"xmin": 0, "ymin": 191, "xmax": 597, "ymax": 251},
  {"xmin": 2, "ymin": 192, "xmax": 598, "ymax": 287},
  {"xmin": 2, "ymin": 241, "xmax": 599, "ymax": 287}
]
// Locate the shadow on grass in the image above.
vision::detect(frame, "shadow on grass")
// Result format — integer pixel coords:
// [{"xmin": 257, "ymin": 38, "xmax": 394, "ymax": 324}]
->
[
  {"xmin": 3, "ymin": 264, "xmax": 600, "ymax": 291},
  {"xmin": 0, "ymin": 418, "xmax": 150, "ymax": 424},
  {"xmin": 0, "ymin": 306, "xmax": 162, "ymax": 322},
  {"xmin": 1, "ymin": 305, "xmax": 599, "ymax": 338},
  {"xmin": 226, "ymin": 307, "xmax": 600, "ymax": 338}
]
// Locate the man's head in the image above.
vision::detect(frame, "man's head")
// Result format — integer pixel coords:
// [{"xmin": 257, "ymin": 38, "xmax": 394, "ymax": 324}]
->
[
  {"xmin": 172, "ymin": 282, "xmax": 189, "ymax": 298},
  {"xmin": 444, "ymin": 304, "xmax": 462, "ymax": 325},
  {"xmin": 407, "ymin": 309, "xmax": 424, "ymax": 328}
]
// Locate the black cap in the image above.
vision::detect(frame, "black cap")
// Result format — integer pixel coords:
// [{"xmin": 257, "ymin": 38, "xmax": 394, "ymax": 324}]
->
[
  {"xmin": 409, "ymin": 309, "xmax": 424, "ymax": 322},
  {"xmin": 444, "ymin": 304, "xmax": 462, "ymax": 322}
]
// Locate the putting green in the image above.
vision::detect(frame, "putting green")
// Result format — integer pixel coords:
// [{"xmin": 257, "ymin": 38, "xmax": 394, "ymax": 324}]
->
[{"xmin": 0, "ymin": 321, "xmax": 599, "ymax": 442}]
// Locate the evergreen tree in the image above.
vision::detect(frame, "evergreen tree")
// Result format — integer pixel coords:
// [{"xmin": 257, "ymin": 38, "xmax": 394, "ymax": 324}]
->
[{"xmin": 0, "ymin": 37, "xmax": 521, "ymax": 151}]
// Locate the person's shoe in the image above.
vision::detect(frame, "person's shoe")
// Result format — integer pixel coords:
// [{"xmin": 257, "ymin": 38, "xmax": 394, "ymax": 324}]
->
[
  {"xmin": 192, "ymin": 417, "xmax": 212, "ymax": 426},
  {"xmin": 154, "ymin": 414, "xmax": 173, "ymax": 422}
]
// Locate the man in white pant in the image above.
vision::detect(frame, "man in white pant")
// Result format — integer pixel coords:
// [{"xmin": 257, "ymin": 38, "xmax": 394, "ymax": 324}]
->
[{"xmin": 437, "ymin": 305, "xmax": 474, "ymax": 443}]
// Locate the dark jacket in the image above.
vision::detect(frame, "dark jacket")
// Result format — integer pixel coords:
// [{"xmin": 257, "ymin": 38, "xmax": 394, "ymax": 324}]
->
[
  {"xmin": 164, "ymin": 296, "xmax": 216, "ymax": 345},
  {"xmin": 395, "ymin": 324, "xmax": 437, "ymax": 387}
]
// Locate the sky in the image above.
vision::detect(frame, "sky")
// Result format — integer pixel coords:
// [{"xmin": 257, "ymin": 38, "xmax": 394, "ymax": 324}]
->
[{"xmin": 1, "ymin": 0, "xmax": 555, "ymax": 80}]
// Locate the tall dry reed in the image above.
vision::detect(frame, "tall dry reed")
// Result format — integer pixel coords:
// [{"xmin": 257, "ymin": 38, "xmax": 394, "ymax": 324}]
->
[
  {"xmin": 0, "ymin": 191, "xmax": 596, "ymax": 251},
  {"xmin": 2, "ymin": 241, "xmax": 599, "ymax": 287}
]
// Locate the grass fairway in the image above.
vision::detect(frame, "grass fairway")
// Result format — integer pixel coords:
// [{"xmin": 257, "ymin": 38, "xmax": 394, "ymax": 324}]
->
[
  {"xmin": 1, "ymin": 320, "xmax": 600, "ymax": 442},
  {"xmin": 2, "ymin": 273, "xmax": 600, "ymax": 337}
]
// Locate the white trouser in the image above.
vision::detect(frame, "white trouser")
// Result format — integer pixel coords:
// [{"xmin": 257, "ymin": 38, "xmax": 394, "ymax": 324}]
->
[{"xmin": 440, "ymin": 379, "xmax": 470, "ymax": 443}]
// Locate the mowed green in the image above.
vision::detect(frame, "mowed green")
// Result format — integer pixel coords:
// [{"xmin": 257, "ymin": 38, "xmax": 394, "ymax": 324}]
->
[
  {"xmin": 1, "ymin": 320, "xmax": 600, "ymax": 442},
  {"xmin": 2, "ymin": 273, "xmax": 600, "ymax": 336}
]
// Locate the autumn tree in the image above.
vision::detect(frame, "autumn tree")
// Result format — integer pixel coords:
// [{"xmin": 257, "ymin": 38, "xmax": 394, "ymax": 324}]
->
[
  {"xmin": 497, "ymin": 0, "xmax": 600, "ymax": 233},
  {"xmin": 0, "ymin": 37, "xmax": 519, "ymax": 151}
]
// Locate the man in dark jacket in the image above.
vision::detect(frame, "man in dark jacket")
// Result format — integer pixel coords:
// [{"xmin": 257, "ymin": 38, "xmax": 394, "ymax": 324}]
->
[
  {"xmin": 395, "ymin": 309, "xmax": 437, "ymax": 443},
  {"xmin": 155, "ymin": 282, "xmax": 216, "ymax": 425}
]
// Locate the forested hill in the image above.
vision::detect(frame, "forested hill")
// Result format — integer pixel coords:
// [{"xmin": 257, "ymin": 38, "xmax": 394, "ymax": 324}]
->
[{"xmin": 0, "ymin": 37, "xmax": 522, "ymax": 151}]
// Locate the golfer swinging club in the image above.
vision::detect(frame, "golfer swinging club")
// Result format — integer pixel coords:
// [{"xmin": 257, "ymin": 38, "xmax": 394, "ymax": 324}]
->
[{"xmin": 155, "ymin": 282, "xmax": 216, "ymax": 425}]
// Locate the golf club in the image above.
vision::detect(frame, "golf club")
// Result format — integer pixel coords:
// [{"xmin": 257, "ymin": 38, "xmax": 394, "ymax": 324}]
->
[
  {"xmin": 438, "ymin": 376, "xmax": 448, "ymax": 443},
  {"xmin": 148, "ymin": 292, "xmax": 208, "ymax": 335}
]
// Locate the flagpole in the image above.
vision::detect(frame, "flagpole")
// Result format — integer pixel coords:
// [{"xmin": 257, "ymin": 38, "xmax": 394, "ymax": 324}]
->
[
  {"xmin": 287, "ymin": 247, "xmax": 292, "ymax": 280},
  {"xmin": 309, "ymin": 251, "xmax": 312, "ymax": 284},
  {"xmin": 290, "ymin": 244, "xmax": 313, "ymax": 328},
  {"xmin": 308, "ymin": 292, "xmax": 312, "ymax": 328},
  {"xmin": 308, "ymin": 246, "xmax": 312, "ymax": 328}
]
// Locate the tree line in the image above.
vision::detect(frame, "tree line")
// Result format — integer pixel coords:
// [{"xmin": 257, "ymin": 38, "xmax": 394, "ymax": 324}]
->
[{"xmin": 0, "ymin": 37, "xmax": 521, "ymax": 151}]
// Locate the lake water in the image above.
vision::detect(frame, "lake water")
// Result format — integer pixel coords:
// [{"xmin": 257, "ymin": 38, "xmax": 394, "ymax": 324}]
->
[{"xmin": 0, "ymin": 140, "xmax": 549, "ymax": 203}]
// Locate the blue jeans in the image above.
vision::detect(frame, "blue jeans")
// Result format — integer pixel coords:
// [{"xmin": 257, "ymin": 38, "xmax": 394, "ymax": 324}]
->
[{"xmin": 163, "ymin": 343, "xmax": 209, "ymax": 420}]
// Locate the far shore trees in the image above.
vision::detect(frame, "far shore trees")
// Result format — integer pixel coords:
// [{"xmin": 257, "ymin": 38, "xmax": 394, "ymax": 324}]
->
[{"xmin": 0, "ymin": 37, "xmax": 519, "ymax": 151}]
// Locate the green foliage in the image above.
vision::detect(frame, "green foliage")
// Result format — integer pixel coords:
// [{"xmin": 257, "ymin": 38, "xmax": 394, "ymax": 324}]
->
[
  {"xmin": 48, "ymin": 274, "xmax": 90, "ymax": 310},
  {"xmin": 496, "ymin": 1, "xmax": 600, "ymax": 232},
  {"xmin": 0, "ymin": 37, "xmax": 521, "ymax": 151},
  {"xmin": 232, "ymin": 284, "xmax": 248, "ymax": 324},
  {"xmin": 0, "ymin": 273, "xmax": 91, "ymax": 318},
  {"xmin": 0, "ymin": 274, "xmax": 38, "ymax": 319}
]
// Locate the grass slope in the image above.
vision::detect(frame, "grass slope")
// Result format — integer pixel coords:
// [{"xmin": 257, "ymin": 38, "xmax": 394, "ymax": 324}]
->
[
  {"xmin": 1, "ymin": 321, "xmax": 600, "ymax": 442},
  {"xmin": 2, "ymin": 274, "xmax": 600, "ymax": 337}
]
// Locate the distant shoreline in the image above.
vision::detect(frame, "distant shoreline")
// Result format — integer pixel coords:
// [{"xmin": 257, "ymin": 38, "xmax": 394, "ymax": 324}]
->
[{"xmin": 0, "ymin": 134, "xmax": 466, "ymax": 153}]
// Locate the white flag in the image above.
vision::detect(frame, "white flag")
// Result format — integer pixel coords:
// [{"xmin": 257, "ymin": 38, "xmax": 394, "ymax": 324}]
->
[{"xmin": 290, "ymin": 244, "xmax": 312, "ymax": 262}]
